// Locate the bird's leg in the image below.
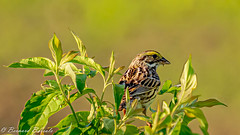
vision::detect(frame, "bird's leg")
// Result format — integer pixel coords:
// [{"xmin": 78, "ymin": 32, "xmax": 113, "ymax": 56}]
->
[
  {"xmin": 123, "ymin": 108, "xmax": 126, "ymax": 115},
  {"xmin": 143, "ymin": 108, "xmax": 147, "ymax": 116},
  {"xmin": 143, "ymin": 108, "xmax": 152, "ymax": 127}
]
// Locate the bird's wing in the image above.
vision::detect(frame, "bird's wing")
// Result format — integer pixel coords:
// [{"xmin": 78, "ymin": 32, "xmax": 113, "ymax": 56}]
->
[
  {"xmin": 118, "ymin": 68, "xmax": 137, "ymax": 85},
  {"xmin": 118, "ymin": 67, "xmax": 160, "ymax": 111},
  {"xmin": 128, "ymin": 77, "xmax": 160, "ymax": 96},
  {"xmin": 119, "ymin": 67, "xmax": 160, "ymax": 93}
]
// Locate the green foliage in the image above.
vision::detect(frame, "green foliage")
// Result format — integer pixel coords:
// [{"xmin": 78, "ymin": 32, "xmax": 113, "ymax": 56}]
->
[
  {"xmin": 71, "ymin": 56, "xmax": 105, "ymax": 77},
  {"xmin": 8, "ymin": 32, "xmax": 226, "ymax": 135},
  {"xmin": 18, "ymin": 89, "xmax": 63, "ymax": 135},
  {"xmin": 8, "ymin": 57, "xmax": 54, "ymax": 70},
  {"xmin": 54, "ymin": 111, "xmax": 90, "ymax": 129},
  {"xmin": 49, "ymin": 34, "xmax": 63, "ymax": 67},
  {"xmin": 112, "ymin": 83, "xmax": 124, "ymax": 115}
]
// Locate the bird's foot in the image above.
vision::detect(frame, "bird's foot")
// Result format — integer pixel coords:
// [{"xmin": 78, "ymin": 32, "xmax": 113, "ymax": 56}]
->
[
  {"xmin": 123, "ymin": 108, "xmax": 126, "ymax": 115},
  {"xmin": 146, "ymin": 121, "xmax": 152, "ymax": 127}
]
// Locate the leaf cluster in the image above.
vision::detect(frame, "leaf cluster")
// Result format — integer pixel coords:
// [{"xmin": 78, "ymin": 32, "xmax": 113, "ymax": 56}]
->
[
  {"xmin": 8, "ymin": 32, "xmax": 226, "ymax": 135},
  {"xmin": 148, "ymin": 56, "xmax": 227, "ymax": 135}
]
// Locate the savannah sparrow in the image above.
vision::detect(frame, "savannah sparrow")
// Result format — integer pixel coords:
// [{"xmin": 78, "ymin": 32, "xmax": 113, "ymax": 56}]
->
[{"xmin": 118, "ymin": 50, "xmax": 170, "ymax": 115}]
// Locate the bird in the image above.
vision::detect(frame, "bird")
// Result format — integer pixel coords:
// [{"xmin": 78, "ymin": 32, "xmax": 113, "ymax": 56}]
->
[{"xmin": 118, "ymin": 50, "xmax": 170, "ymax": 116}]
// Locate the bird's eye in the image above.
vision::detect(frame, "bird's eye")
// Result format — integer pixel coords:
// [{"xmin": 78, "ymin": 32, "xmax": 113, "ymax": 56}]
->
[{"xmin": 152, "ymin": 54, "xmax": 157, "ymax": 59}]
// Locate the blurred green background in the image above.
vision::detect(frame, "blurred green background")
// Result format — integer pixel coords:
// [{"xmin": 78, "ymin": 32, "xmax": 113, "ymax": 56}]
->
[{"xmin": 0, "ymin": 0, "xmax": 240, "ymax": 134}]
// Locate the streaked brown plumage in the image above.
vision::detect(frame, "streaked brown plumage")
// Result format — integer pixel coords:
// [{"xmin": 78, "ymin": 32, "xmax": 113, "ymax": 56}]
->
[{"xmin": 118, "ymin": 50, "xmax": 170, "ymax": 115}]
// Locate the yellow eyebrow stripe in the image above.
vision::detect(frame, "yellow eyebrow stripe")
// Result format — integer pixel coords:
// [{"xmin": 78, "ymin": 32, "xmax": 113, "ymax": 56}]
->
[{"xmin": 139, "ymin": 51, "xmax": 161, "ymax": 57}]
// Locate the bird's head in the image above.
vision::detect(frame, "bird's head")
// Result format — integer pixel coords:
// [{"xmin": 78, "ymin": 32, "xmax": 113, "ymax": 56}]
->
[{"xmin": 130, "ymin": 50, "xmax": 170, "ymax": 68}]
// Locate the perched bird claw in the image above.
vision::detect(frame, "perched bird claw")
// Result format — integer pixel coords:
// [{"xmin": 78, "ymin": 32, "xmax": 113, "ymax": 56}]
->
[{"xmin": 146, "ymin": 122, "xmax": 152, "ymax": 127}]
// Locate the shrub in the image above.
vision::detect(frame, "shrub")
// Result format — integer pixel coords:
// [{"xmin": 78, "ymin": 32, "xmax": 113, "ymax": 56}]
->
[{"xmin": 8, "ymin": 32, "xmax": 226, "ymax": 135}]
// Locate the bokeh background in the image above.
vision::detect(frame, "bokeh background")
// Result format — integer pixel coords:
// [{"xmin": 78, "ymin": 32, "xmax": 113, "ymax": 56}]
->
[{"xmin": 1, "ymin": 0, "xmax": 240, "ymax": 134}]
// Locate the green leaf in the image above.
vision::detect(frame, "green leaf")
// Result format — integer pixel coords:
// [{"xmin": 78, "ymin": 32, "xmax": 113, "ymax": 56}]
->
[
  {"xmin": 180, "ymin": 125, "xmax": 199, "ymax": 135},
  {"xmin": 169, "ymin": 100, "xmax": 175, "ymax": 111},
  {"xmin": 69, "ymin": 88, "xmax": 96, "ymax": 103},
  {"xmin": 61, "ymin": 51, "xmax": 79, "ymax": 65},
  {"xmin": 112, "ymin": 83, "xmax": 124, "ymax": 114},
  {"xmin": 102, "ymin": 118, "xmax": 115, "ymax": 133},
  {"xmin": 71, "ymin": 31, "xmax": 87, "ymax": 57},
  {"xmin": 18, "ymin": 89, "xmax": 65, "ymax": 135},
  {"xmin": 126, "ymin": 98, "xmax": 144, "ymax": 117},
  {"xmin": 61, "ymin": 62, "xmax": 79, "ymax": 77},
  {"xmin": 106, "ymin": 52, "xmax": 125, "ymax": 82},
  {"xmin": 76, "ymin": 73, "xmax": 87, "ymax": 93},
  {"xmin": 114, "ymin": 66, "xmax": 125, "ymax": 75},
  {"xmin": 125, "ymin": 120, "xmax": 135, "ymax": 125},
  {"xmin": 87, "ymin": 104, "xmax": 95, "ymax": 121},
  {"xmin": 184, "ymin": 107, "xmax": 209, "ymax": 135},
  {"xmin": 123, "ymin": 94, "xmax": 144, "ymax": 118},
  {"xmin": 152, "ymin": 103, "xmax": 161, "ymax": 132},
  {"xmin": 181, "ymin": 95, "xmax": 200, "ymax": 105},
  {"xmin": 162, "ymin": 101, "xmax": 170, "ymax": 115},
  {"xmin": 64, "ymin": 63, "xmax": 77, "ymax": 86},
  {"xmin": 134, "ymin": 115, "xmax": 151, "ymax": 123},
  {"xmin": 158, "ymin": 115, "xmax": 172, "ymax": 129},
  {"xmin": 182, "ymin": 115, "xmax": 195, "ymax": 126},
  {"xmin": 159, "ymin": 80, "xmax": 172, "ymax": 95},
  {"xmin": 18, "ymin": 86, "xmax": 94, "ymax": 135},
  {"xmin": 54, "ymin": 124, "xmax": 72, "ymax": 135},
  {"xmin": 96, "ymin": 104, "xmax": 113, "ymax": 118},
  {"xmin": 124, "ymin": 124, "xmax": 139, "ymax": 135},
  {"xmin": 192, "ymin": 99, "xmax": 227, "ymax": 108},
  {"xmin": 49, "ymin": 34, "xmax": 63, "ymax": 67},
  {"xmin": 168, "ymin": 86, "xmax": 181, "ymax": 93},
  {"xmin": 128, "ymin": 108, "xmax": 145, "ymax": 118},
  {"xmin": 71, "ymin": 56, "xmax": 105, "ymax": 77},
  {"xmin": 109, "ymin": 51, "xmax": 115, "ymax": 75},
  {"xmin": 8, "ymin": 57, "xmax": 54, "ymax": 70},
  {"xmin": 116, "ymin": 129, "xmax": 125, "ymax": 135},
  {"xmin": 144, "ymin": 126, "xmax": 152, "ymax": 135},
  {"xmin": 159, "ymin": 81, "xmax": 181, "ymax": 95},
  {"xmin": 153, "ymin": 113, "xmax": 171, "ymax": 132},
  {"xmin": 102, "ymin": 66, "xmax": 124, "ymax": 75},
  {"xmin": 54, "ymin": 111, "xmax": 90, "ymax": 129},
  {"xmin": 171, "ymin": 117, "xmax": 183, "ymax": 135},
  {"xmin": 84, "ymin": 66, "xmax": 97, "ymax": 78},
  {"xmin": 125, "ymin": 88, "xmax": 130, "ymax": 110},
  {"xmin": 82, "ymin": 118, "xmax": 100, "ymax": 134},
  {"xmin": 178, "ymin": 56, "xmax": 197, "ymax": 103},
  {"xmin": 54, "ymin": 126, "xmax": 83, "ymax": 135},
  {"xmin": 44, "ymin": 69, "xmax": 65, "ymax": 76},
  {"xmin": 45, "ymin": 62, "xmax": 78, "ymax": 77},
  {"xmin": 43, "ymin": 80, "xmax": 59, "ymax": 89},
  {"xmin": 149, "ymin": 107, "xmax": 157, "ymax": 113},
  {"xmin": 64, "ymin": 63, "xmax": 87, "ymax": 93},
  {"xmin": 106, "ymin": 51, "xmax": 115, "ymax": 82},
  {"xmin": 69, "ymin": 127, "xmax": 83, "ymax": 135}
]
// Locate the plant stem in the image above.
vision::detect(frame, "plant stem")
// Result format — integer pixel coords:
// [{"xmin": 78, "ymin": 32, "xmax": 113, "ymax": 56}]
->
[
  {"xmin": 170, "ymin": 103, "xmax": 178, "ymax": 117},
  {"xmin": 113, "ymin": 115, "xmax": 128, "ymax": 135},
  {"xmin": 113, "ymin": 119, "xmax": 117, "ymax": 134},
  {"xmin": 100, "ymin": 82, "xmax": 111, "ymax": 102},
  {"xmin": 54, "ymin": 71, "xmax": 80, "ymax": 127}
]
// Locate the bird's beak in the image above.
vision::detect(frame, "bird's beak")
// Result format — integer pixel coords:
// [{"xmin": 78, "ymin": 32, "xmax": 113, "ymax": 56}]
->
[{"xmin": 160, "ymin": 57, "xmax": 170, "ymax": 65}]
